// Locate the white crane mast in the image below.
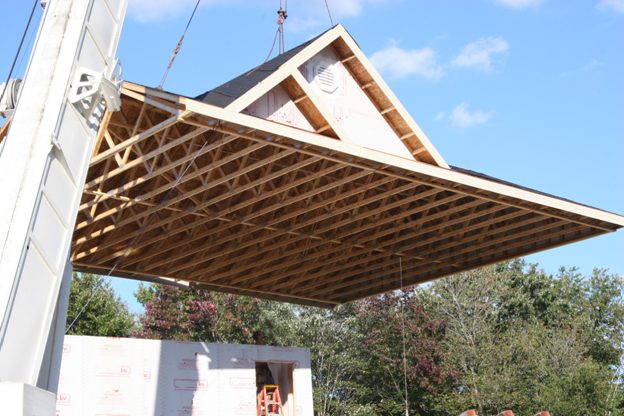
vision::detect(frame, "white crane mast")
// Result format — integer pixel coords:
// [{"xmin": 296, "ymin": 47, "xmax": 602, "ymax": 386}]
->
[{"xmin": 0, "ymin": 0, "xmax": 128, "ymax": 414}]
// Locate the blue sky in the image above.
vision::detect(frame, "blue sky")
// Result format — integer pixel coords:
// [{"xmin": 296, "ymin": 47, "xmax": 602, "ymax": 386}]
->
[{"xmin": 2, "ymin": 0, "xmax": 623, "ymax": 314}]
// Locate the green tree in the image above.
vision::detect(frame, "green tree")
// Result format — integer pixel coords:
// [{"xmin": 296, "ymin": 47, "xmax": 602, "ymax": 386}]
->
[
  {"xmin": 426, "ymin": 262, "xmax": 624, "ymax": 416},
  {"xmin": 357, "ymin": 288, "xmax": 457, "ymax": 415},
  {"xmin": 497, "ymin": 261, "xmax": 624, "ymax": 366},
  {"xmin": 134, "ymin": 284, "xmax": 268, "ymax": 344},
  {"xmin": 294, "ymin": 304, "xmax": 374, "ymax": 416},
  {"xmin": 65, "ymin": 273, "xmax": 135, "ymax": 337}
]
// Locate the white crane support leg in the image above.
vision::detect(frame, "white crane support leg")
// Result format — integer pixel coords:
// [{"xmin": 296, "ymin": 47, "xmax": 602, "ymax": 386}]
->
[{"xmin": 0, "ymin": 0, "xmax": 128, "ymax": 412}]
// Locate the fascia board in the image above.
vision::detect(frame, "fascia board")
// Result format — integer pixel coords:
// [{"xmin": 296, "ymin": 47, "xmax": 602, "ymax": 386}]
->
[
  {"xmin": 123, "ymin": 81, "xmax": 188, "ymax": 105},
  {"xmin": 185, "ymin": 98, "xmax": 624, "ymax": 228},
  {"xmin": 193, "ymin": 283, "xmax": 339, "ymax": 309}
]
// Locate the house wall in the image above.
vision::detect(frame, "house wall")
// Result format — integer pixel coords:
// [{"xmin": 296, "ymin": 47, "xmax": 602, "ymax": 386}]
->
[
  {"xmin": 55, "ymin": 335, "xmax": 313, "ymax": 416},
  {"xmin": 243, "ymin": 84, "xmax": 315, "ymax": 132}
]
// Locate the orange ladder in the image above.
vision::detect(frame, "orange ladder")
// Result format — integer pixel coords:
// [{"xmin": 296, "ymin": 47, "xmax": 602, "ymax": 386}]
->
[{"xmin": 257, "ymin": 384, "xmax": 284, "ymax": 416}]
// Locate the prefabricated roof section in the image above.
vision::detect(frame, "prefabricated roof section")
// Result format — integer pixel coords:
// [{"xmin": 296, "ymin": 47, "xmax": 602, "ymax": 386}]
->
[{"xmin": 70, "ymin": 82, "xmax": 624, "ymax": 309}]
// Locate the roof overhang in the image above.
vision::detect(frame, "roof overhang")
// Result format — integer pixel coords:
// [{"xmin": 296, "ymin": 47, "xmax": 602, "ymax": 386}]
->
[{"xmin": 70, "ymin": 82, "xmax": 624, "ymax": 308}]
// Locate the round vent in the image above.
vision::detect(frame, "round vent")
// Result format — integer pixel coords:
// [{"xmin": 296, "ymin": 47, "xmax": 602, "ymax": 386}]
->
[{"xmin": 313, "ymin": 60, "xmax": 338, "ymax": 94}]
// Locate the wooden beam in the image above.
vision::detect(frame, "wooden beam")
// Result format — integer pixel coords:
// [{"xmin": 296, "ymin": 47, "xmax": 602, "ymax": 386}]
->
[
  {"xmin": 90, "ymin": 114, "xmax": 181, "ymax": 166},
  {"xmin": 311, "ymin": 216, "xmax": 568, "ymax": 299},
  {"xmin": 84, "ymin": 126, "xmax": 211, "ymax": 191},
  {"xmin": 74, "ymin": 152, "xmax": 323, "ymax": 263},
  {"xmin": 0, "ymin": 115, "xmax": 12, "ymax": 143},
  {"xmin": 92, "ymin": 110, "xmax": 111, "ymax": 157},
  {"xmin": 199, "ymin": 184, "xmax": 443, "ymax": 283},
  {"xmin": 240, "ymin": 197, "xmax": 493, "ymax": 291},
  {"xmin": 111, "ymin": 162, "xmax": 353, "ymax": 269},
  {"xmin": 123, "ymin": 81, "xmax": 187, "ymax": 106},
  {"xmin": 103, "ymin": 130, "xmax": 124, "ymax": 168},
  {"xmin": 122, "ymin": 87, "xmax": 182, "ymax": 115},
  {"xmin": 260, "ymin": 199, "xmax": 499, "ymax": 292},
  {"xmin": 290, "ymin": 70, "xmax": 355, "ymax": 145},
  {"xmin": 76, "ymin": 138, "xmax": 266, "ymax": 232},
  {"xmin": 178, "ymin": 114, "xmax": 621, "ymax": 232},
  {"xmin": 341, "ymin": 228, "xmax": 606, "ymax": 306},
  {"xmin": 74, "ymin": 140, "xmax": 274, "ymax": 236},
  {"xmin": 169, "ymin": 174, "xmax": 399, "ymax": 278},
  {"xmin": 324, "ymin": 223, "xmax": 587, "ymax": 302},
  {"xmin": 271, "ymin": 208, "xmax": 535, "ymax": 295},
  {"xmin": 139, "ymin": 169, "xmax": 374, "ymax": 275},
  {"xmin": 190, "ymin": 282, "xmax": 340, "ymax": 307},
  {"xmin": 84, "ymin": 189, "xmax": 207, "ymax": 217}
]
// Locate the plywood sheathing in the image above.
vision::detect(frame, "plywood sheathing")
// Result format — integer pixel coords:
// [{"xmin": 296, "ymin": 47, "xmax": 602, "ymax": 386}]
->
[{"xmin": 69, "ymin": 83, "xmax": 624, "ymax": 308}]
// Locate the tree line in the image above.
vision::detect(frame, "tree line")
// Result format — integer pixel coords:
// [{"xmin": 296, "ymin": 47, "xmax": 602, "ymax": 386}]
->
[{"xmin": 66, "ymin": 260, "xmax": 624, "ymax": 415}]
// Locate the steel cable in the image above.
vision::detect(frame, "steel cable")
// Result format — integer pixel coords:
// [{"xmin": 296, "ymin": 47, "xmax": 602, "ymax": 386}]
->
[
  {"xmin": 0, "ymin": 0, "xmax": 40, "ymax": 107},
  {"xmin": 158, "ymin": 0, "xmax": 202, "ymax": 89}
]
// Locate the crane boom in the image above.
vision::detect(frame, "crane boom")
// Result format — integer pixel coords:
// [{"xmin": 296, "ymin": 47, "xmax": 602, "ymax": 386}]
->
[{"xmin": 0, "ymin": 0, "xmax": 128, "ymax": 413}]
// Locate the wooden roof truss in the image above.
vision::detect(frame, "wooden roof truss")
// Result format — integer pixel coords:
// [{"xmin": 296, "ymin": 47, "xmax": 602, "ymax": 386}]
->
[{"xmin": 70, "ymin": 81, "xmax": 624, "ymax": 308}]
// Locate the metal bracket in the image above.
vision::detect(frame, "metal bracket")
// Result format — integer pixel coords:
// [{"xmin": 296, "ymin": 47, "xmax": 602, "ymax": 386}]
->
[
  {"xmin": 49, "ymin": 133, "xmax": 76, "ymax": 185},
  {"xmin": 50, "ymin": 133, "xmax": 62, "ymax": 153},
  {"xmin": 68, "ymin": 59, "xmax": 123, "ymax": 119}
]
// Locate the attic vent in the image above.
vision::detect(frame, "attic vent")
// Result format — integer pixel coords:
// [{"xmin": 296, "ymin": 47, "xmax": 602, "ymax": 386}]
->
[
  {"xmin": 317, "ymin": 65, "xmax": 334, "ymax": 88},
  {"xmin": 313, "ymin": 61, "xmax": 338, "ymax": 94}
]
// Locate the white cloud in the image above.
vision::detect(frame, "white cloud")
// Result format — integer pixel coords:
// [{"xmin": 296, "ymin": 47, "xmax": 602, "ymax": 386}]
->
[
  {"xmin": 449, "ymin": 102, "xmax": 494, "ymax": 128},
  {"xmin": 451, "ymin": 37, "xmax": 509, "ymax": 72},
  {"xmin": 493, "ymin": 0, "xmax": 547, "ymax": 9},
  {"xmin": 369, "ymin": 45, "xmax": 445, "ymax": 80},
  {"xmin": 562, "ymin": 59, "xmax": 605, "ymax": 76},
  {"xmin": 288, "ymin": 17, "xmax": 325, "ymax": 35},
  {"xmin": 598, "ymin": 0, "xmax": 624, "ymax": 13},
  {"xmin": 434, "ymin": 112, "xmax": 445, "ymax": 121}
]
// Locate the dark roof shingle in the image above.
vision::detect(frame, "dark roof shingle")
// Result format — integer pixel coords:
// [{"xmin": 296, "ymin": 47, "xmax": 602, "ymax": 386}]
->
[{"xmin": 194, "ymin": 28, "xmax": 334, "ymax": 108}]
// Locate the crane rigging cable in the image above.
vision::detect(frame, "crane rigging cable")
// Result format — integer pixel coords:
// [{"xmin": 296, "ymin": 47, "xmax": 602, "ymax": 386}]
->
[
  {"xmin": 0, "ymin": 0, "xmax": 40, "ymax": 109},
  {"xmin": 247, "ymin": 0, "xmax": 288, "ymax": 77},
  {"xmin": 66, "ymin": 123, "xmax": 221, "ymax": 333},
  {"xmin": 157, "ymin": 0, "xmax": 202, "ymax": 90},
  {"xmin": 399, "ymin": 257, "xmax": 409, "ymax": 416},
  {"xmin": 324, "ymin": 0, "xmax": 334, "ymax": 27}
]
